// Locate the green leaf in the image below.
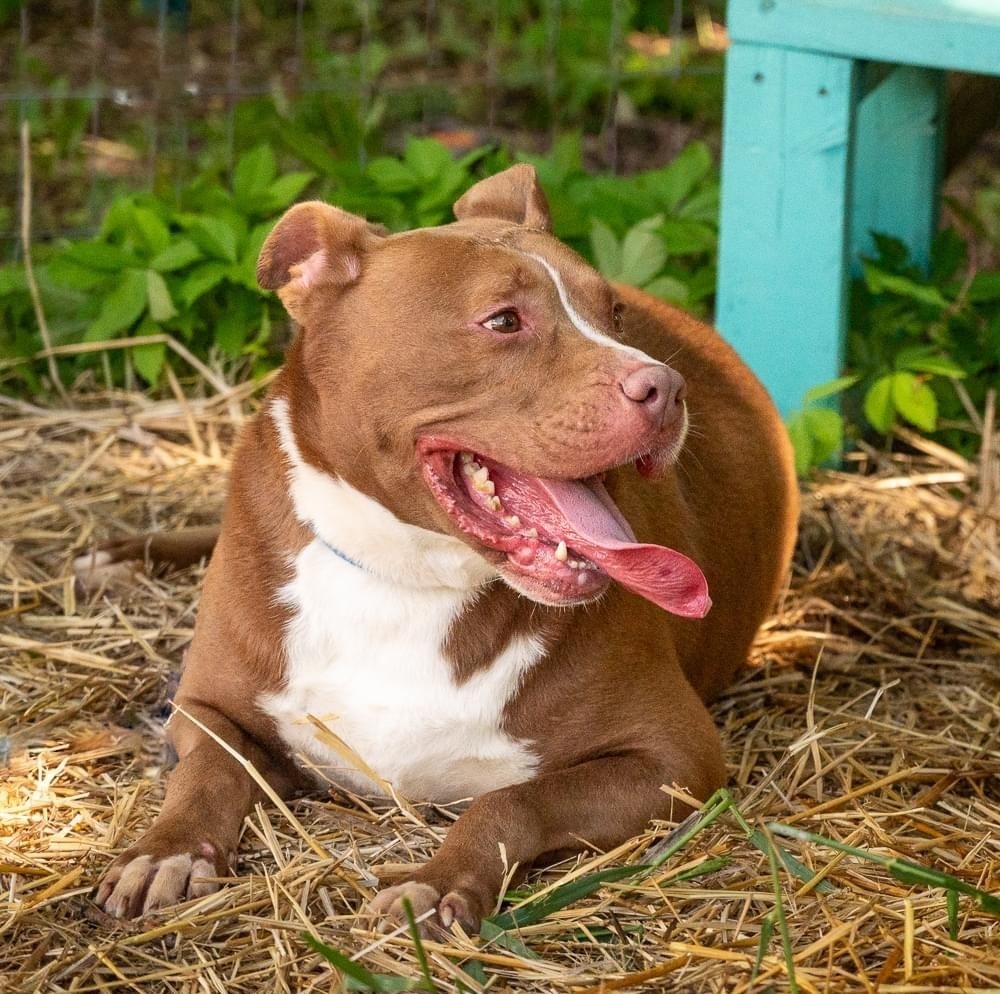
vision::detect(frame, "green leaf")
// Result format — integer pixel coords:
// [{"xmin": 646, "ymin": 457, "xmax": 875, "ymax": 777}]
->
[
  {"xmin": 862, "ymin": 262, "xmax": 949, "ymax": 308},
  {"xmin": 967, "ymin": 272, "xmax": 1000, "ymax": 302},
  {"xmin": 188, "ymin": 216, "xmax": 240, "ymax": 262},
  {"xmin": 786, "ymin": 413, "xmax": 814, "ymax": 477},
  {"xmin": 85, "ymin": 269, "xmax": 148, "ymax": 341},
  {"xmin": 894, "ymin": 346, "xmax": 967, "ymax": 378},
  {"xmin": 234, "ymin": 145, "xmax": 278, "ymax": 203},
  {"xmin": 891, "ymin": 370, "xmax": 937, "ymax": 432},
  {"xmin": 61, "ymin": 241, "xmax": 135, "ymax": 271},
  {"xmin": 132, "ymin": 340, "xmax": 166, "ymax": 383},
  {"xmin": 150, "ymin": 239, "xmax": 203, "ymax": 273},
  {"xmin": 215, "ymin": 301, "xmax": 251, "ymax": 356},
  {"xmin": 459, "ymin": 959, "xmax": 488, "ymax": 986},
  {"xmin": 870, "ymin": 232, "xmax": 911, "ymax": 269},
  {"xmin": 930, "ymin": 228, "xmax": 966, "ymax": 282},
  {"xmin": 659, "ymin": 218, "xmax": 716, "ymax": 256},
  {"xmin": 646, "ymin": 142, "xmax": 712, "ymax": 212},
  {"xmin": 590, "ymin": 220, "xmax": 621, "ymax": 278},
  {"xmin": 367, "ymin": 157, "xmax": 420, "ymax": 194},
  {"xmin": 675, "ymin": 183, "xmax": 719, "ymax": 223},
  {"xmin": 145, "ymin": 270, "xmax": 177, "ymax": 323},
  {"xmin": 864, "ymin": 374, "xmax": 896, "ymax": 433},
  {"xmin": 179, "ymin": 262, "xmax": 229, "ymax": 307},
  {"xmin": 132, "ymin": 207, "xmax": 171, "ymax": 255},
  {"xmin": 619, "ymin": 224, "xmax": 667, "ymax": 286},
  {"xmin": 803, "ymin": 375, "xmax": 860, "ymax": 405},
  {"xmin": 47, "ymin": 256, "xmax": 111, "ymax": 290},
  {"xmin": 643, "ymin": 274, "xmax": 689, "ymax": 305},
  {"xmin": 405, "ymin": 138, "xmax": 453, "ymax": 183},
  {"xmin": 802, "ymin": 408, "xmax": 843, "ymax": 466},
  {"xmin": 264, "ymin": 171, "xmax": 316, "ymax": 211},
  {"xmin": 478, "ymin": 919, "xmax": 538, "ymax": 959},
  {"xmin": 0, "ymin": 265, "xmax": 26, "ymax": 296}
]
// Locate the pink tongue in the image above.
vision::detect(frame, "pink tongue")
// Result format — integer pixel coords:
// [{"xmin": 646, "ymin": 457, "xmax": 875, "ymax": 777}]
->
[{"xmin": 536, "ymin": 478, "xmax": 711, "ymax": 619}]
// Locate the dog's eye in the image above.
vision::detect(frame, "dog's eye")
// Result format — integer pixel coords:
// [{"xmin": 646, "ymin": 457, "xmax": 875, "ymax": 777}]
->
[
  {"xmin": 612, "ymin": 302, "xmax": 625, "ymax": 337},
  {"xmin": 482, "ymin": 309, "xmax": 521, "ymax": 334}
]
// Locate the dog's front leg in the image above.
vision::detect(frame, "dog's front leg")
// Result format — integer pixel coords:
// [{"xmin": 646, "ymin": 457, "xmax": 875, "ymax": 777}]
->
[
  {"xmin": 96, "ymin": 705, "xmax": 294, "ymax": 918},
  {"xmin": 368, "ymin": 743, "xmax": 722, "ymax": 934}
]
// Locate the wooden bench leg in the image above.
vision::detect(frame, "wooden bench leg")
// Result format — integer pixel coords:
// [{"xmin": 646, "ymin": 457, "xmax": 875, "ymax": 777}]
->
[
  {"xmin": 851, "ymin": 64, "xmax": 945, "ymax": 273},
  {"xmin": 717, "ymin": 42, "xmax": 860, "ymax": 418}
]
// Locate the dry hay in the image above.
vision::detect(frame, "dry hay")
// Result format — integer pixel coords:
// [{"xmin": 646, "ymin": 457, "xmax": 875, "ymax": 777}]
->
[{"xmin": 1, "ymin": 386, "xmax": 998, "ymax": 994}]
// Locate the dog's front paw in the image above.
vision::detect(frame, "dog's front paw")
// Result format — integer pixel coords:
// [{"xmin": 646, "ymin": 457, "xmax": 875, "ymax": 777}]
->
[
  {"xmin": 366, "ymin": 879, "xmax": 488, "ymax": 936},
  {"xmin": 96, "ymin": 837, "xmax": 229, "ymax": 919}
]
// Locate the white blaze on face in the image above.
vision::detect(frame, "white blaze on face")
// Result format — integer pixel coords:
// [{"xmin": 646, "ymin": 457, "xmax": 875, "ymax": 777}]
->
[{"xmin": 523, "ymin": 252, "xmax": 663, "ymax": 366}]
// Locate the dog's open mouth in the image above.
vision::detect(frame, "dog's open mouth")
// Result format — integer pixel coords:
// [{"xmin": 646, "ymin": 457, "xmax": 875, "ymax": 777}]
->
[{"xmin": 420, "ymin": 447, "xmax": 711, "ymax": 617}]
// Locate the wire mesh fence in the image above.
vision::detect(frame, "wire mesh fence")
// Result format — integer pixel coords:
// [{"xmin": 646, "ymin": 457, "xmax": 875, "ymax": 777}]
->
[{"xmin": 1, "ymin": 0, "xmax": 726, "ymax": 255}]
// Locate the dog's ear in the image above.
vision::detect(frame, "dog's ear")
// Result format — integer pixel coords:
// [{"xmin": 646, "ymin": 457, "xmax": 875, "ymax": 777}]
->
[
  {"xmin": 257, "ymin": 202, "xmax": 383, "ymax": 321},
  {"xmin": 453, "ymin": 164, "xmax": 552, "ymax": 231}
]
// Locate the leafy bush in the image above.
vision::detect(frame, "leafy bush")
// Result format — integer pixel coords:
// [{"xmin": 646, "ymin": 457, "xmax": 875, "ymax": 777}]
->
[
  {"xmin": 4, "ymin": 130, "xmax": 996, "ymax": 485},
  {"xmin": 0, "ymin": 135, "xmax": 718, "ymax": 393},
  {"xmin": 788, "ymin": 229, "xmax": 1000, "ymax": 473}
]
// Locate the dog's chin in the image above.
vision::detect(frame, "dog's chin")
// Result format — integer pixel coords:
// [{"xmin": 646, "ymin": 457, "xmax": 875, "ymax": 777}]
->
[{"xmin": 495, "ymin": 562, "xmax": 611, "ymax": 608}]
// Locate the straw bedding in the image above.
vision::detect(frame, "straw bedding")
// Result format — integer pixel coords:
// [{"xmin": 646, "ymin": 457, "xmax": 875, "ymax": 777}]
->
[{"xmin": 1, "ymin": 386, "xmax": 998, "ymax": 993}]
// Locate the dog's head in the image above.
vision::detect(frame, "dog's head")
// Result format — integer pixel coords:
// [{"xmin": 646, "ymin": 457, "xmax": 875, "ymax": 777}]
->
[{"xmin": 259, "ymin": 165, "xmax": 709, "ymax": 617}]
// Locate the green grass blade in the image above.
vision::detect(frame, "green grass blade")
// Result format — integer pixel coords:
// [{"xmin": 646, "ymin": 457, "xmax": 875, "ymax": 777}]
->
[
  {"xmin": 401, "ymin": 898, "xmax": 436, "ymax": 993},
  {"xmin": 668, "ymin": 855, "xmax": 730, "ymax": 882},
  {"xmin": 747, "ymin": 829, "xmax": 834, "ymax": 894},
  {"xmin": 761, "ymin": 831, "xmax": 799, "ymax": 994},
  {"xmin": 645, "ymin": 788, "xmax": 732, "ymax": 869},
  {"xmin": 303, "ymin": 932, "xmax": 420, "ymax": 992},
  {"xmin": 768, "ymin": 822, "xmax": 1000, "ymax": 918},
  {"xmin": 947, "ymin": 888, "xmax": 960, "ymax": 940},
  {"xmin": 750, "ymin": 911, "xmax": 776, "ymax": 987},
  {"xmin": 487, "ymin": 864, "xmax": 642, "ymax": 931}
]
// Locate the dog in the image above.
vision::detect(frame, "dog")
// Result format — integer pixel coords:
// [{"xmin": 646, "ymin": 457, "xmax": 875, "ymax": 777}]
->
[{"xmin": 86, "ymin": 164, "xmax": 798, "ymax": 929}]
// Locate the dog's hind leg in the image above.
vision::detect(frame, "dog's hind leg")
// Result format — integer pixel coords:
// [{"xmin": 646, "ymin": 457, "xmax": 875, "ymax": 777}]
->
[{"xmin": 74, "ymin": 525, "xmax": 220, "ymax": 592}]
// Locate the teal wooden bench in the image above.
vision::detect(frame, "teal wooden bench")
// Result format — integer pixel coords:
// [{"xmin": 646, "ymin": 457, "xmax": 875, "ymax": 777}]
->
[{"xmin": 716, "ymin": 0, "xmax": 1000, "ymax": 417}]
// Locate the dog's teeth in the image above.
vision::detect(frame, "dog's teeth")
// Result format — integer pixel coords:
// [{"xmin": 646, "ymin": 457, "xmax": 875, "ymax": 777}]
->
[
  {"xmin": 488, "ymin": 496, "xmax": 502, "ymax": 512},
  {"xmin": 473, "ymin": 466, "xmax": 490, "ymax": 485},
  {"xmin": 474, "ymin": 479, "xmax": 496, "ymax": 496},
  {"xmin": 462, "ymin": 461, "xmax": 478, "ymax": 477},
  {"xmin": 504, "ymin": 515, "xmax": 521, "ymax": 528},
  {"xmin": 555, "ymin": 541, "xmax": 568, "ymax": 562},
  {"xmin": 568, "ymin": 559, "xmax": 579, "ymax": 569},
  {"xmin": 459, "ymin": 452, "xmax": 473, "ymax": 465},
  {"xmin": 523, "ymin": 528, "xmax": 538, "ymax": 540}
]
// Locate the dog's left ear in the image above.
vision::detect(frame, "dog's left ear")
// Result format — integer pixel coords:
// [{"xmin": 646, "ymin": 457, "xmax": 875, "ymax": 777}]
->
[
  {"xmin": 257, "ymin": 201, "xmax": 384, "ymax": 322},
  {"xmin": 453, "ymin": 164, "xmax": 552, "ymax": 231}
]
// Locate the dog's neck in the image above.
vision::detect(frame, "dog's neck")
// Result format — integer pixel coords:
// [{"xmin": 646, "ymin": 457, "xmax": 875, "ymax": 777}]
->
[{"xmin": 269, "ymin": 395, "xmax": 496, "ymax": 592}]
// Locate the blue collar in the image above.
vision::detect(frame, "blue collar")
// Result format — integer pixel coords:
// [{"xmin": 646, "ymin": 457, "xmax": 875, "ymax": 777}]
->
[{"xmin": 316, "ymin": 535, "xmax": 365, "ymax": 572}]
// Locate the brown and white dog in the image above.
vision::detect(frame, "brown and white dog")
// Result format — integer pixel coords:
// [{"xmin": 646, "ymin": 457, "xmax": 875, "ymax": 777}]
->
[{"xmin": 87, "ymin": 165, "xmax": 798, "ymax": 930}]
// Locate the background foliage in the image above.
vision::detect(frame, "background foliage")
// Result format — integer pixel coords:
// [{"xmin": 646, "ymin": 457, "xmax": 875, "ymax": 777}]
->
[{"xmin": 1, "ymin": 0, "xmax": 997, "ymax": 473}]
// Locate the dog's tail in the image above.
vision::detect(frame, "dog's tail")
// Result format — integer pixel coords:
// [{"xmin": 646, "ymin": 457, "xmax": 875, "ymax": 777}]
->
[{"xmin": 73, "ymin": 525, "xmax": 220, "ymax": 592}]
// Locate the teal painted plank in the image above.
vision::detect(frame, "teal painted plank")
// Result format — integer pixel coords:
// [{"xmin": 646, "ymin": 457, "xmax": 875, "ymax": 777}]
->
[
  {"xmin": 717, "ymin": 42, "xmax": 859, "ymax": 417},
  {"xmin": 851, "ymin": 65, "xmax": 945, "ymax": 272},
  {"xmin": 727, "ymin": 0, "xmax": 1000, "ymax": 76}
]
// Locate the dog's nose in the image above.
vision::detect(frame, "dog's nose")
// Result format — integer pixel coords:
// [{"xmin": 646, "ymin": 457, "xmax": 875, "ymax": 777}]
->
[{"xmin": 619, "ymin": 364, "xmax": 686, "ymax": 426}]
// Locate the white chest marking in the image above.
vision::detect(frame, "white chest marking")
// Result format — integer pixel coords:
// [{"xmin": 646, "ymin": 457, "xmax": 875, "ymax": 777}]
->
[{"xmin": 261, "ymin": 399, "xmax": 543, "ymax": 802}]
